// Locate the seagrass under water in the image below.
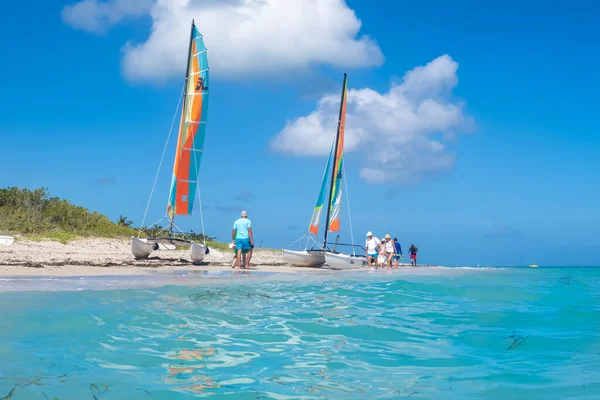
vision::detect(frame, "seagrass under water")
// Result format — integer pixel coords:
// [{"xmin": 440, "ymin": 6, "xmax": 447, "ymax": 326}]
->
[{"xmin": 0, "ymin": 267, "xmax": 598, "ymax": 399}]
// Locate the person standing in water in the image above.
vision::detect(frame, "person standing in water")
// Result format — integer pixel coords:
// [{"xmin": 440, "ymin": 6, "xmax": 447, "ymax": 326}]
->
[
  {"xmin": 393, "ymin": 238, "xmax": 403, "ymax": 268},
  {"xmin": 408, "ymin": 244, "xmax": 418, "ymax": 267},
  {"xmin": 232, "ymin": 210, "xmax": 253, "ymax": 269}
]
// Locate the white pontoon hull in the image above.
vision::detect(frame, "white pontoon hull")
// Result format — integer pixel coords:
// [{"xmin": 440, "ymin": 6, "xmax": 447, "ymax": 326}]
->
[
  {"xmin": 324, "ymin": 252, "xmax": 366, "ymax": 270},
  {"xmin": 131, "ymin": 237, "xmax": 207, "ymax": 264},
  {"xmin": 282, "ymin": 249, "xmax": 325, "ymax": 268},
  {"xmin": 131, "ymin": 237, "xmax": 157, "ymax": 259},
  {"xmin": 0, "ymin": 236, "xmax": 14, "ymax": 246},
  {"xmin": 190, "ymin": 242, "xmax": 207, "ymax": 265}
]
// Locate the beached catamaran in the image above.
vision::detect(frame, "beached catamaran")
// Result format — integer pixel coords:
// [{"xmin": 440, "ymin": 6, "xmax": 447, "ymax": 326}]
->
[
  {"xmin": 283, "ymin": 74, "xmax": 364, "ymax": 269},
  {"xmin": 131, "ymin": 20, "xmax": 210, "ymax": 264}
]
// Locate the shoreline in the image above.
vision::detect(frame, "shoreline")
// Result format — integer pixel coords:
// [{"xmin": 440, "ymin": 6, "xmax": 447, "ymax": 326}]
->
[
  {"xmin": 0, "ymin": 237, "xmax": 442, "ymax": 278},
  {"xmin": 0, "ymin": 237, "xmax": 315, "ymax": 277}
]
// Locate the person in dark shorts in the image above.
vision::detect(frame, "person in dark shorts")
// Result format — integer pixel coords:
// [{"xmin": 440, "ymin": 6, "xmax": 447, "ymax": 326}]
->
[{"xmin": 408, "ymin": 244, "xmax": 418, "ymax": 267}]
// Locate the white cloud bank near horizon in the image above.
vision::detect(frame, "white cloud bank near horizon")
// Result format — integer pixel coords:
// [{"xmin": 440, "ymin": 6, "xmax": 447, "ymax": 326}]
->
[
  {"xmin": 61, "ymin": 0, "xmax": 383, "ymax": 81},
  {"xmin": 271, "ymin": 55, "xmax": 475, "ymax": 184}
]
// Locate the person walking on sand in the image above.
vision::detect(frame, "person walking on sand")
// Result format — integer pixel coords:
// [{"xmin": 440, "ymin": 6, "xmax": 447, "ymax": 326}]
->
[
  {"xmin": 232, "ymin": 210, "xmax": 253, "ymax": 269},
  {"xmin": 408, "ymin": 244, "xmax": 418, "ymax": 267},
  {"xmin": 393, "ymin": 238, "xmax": 403, "ymax": 268},
  {"xmin": 364, "ymin": 232, "xmax": 380, "ymax": 267},
  {"xmin": 383, "ymin": 234, "xmax": 395, "ymax": 269}
]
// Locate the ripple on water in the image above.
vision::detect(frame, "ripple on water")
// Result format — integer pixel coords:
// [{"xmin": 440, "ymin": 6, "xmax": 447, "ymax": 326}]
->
[{"xmin": 0, "ymin": 267, "xmax": 599, "ymax": 399}]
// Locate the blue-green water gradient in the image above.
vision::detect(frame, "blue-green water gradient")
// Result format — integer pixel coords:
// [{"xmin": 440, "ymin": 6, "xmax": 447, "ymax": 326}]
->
[{"xmin": 0, "ymin": 267, "xmax": 599, "ymax": 399}]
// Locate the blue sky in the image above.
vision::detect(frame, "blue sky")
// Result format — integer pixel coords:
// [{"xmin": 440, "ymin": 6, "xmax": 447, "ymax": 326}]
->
[{"xmin": 1, "ymin": 0, "xmax": 599, "ymax": 266}]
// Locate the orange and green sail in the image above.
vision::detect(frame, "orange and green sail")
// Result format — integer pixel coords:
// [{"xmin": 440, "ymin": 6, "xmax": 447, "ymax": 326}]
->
[
  {"xmin": 308, "ymin": 145, "xmax": 333, "ymax": 235},
  {"xmin": 322, "ymin": 73, "xmax": 348, "ymax": 249},
  {"xmin": 327, "ymin": 74, "xmax": 347, "ymax": 233},
  {"xmin": 167, "ymin": 21, "xmax": 209, "ymax": 221}
]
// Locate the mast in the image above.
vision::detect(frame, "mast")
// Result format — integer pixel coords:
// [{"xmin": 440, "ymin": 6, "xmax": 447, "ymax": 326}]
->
[
  {"xmin": 169, "ymin": 19, "xmax": 196, "ymax": 236},
  {"xmin": 322, "ymin": 73, "xmax": 347, "ymax": 250}
]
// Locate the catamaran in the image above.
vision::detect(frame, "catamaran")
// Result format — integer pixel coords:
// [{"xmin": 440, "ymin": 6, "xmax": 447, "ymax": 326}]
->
[
  {"xmin": 281, "ymin": 146, "xmax": 331, "ymax": 268},
  {"xmin": 131, "ymin": 20, "xmax": 210, "ymax": 264},
  {"xmin": 282, "ymin": 73, "xmax": 364, "ymax": 270}
]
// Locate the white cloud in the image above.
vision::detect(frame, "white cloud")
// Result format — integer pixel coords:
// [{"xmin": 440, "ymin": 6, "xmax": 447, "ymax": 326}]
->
[
  {"xmin": 61, "ymin": 0, "xmax": 383, "ymax": 81},
  {"xmin": 61, "ymin": 0, "xmax": 154, "ymax": 34},
  {"xmin": 271, "ymin": 55, "xmax": 475, "ymax": 184}
]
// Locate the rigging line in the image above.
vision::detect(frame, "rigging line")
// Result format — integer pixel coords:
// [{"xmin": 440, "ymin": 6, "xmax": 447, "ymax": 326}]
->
[
  {"xmin": 308, "ymin": 235, "xmax": 322, "ymax": 249},
  {"xmin": 191, "ymin": 139, "xmax": 207, "ymax": 246},
  {"xmin": 170, "ymin": 220, "xmax": 187, "ymax": 236},
  {"xmin": 342, "ymin": 162, "xmax": 356, "ymax": 256},
  {"xmin": 138, "ymin": 84, "xmax": 185, "ymax": 238},
  {"xmin": 287, "ymin": 234, "xmax": 307, "ymax": 248},
  {"xmin": 143, "ymin": 216, "xmax": 168, "ymax": 235}
]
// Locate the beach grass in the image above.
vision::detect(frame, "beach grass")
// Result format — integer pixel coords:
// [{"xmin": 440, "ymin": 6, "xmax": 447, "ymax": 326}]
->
[{"xmin": 0, "ymin": 187, "xmax": 229, "ymax": 247}]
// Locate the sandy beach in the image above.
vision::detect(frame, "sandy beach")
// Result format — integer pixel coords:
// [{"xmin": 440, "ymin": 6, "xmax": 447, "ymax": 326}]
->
[
  {"xmin": 0, "ymin": 238, "xmax": 310, "ymax": 277},
  {"xmin": 0, "ymin": 237, "xmax": 441, "ymax": 279}
]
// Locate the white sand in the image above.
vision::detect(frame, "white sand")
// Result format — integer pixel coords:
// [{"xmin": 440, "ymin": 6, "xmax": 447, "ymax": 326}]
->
[
  {"xmin": 0, "ymin": 238, "xmax": 441, "ymax": 279},
  {"xmin": 0, "ymin": 238, "xmax": 306, "ymax": 277}
]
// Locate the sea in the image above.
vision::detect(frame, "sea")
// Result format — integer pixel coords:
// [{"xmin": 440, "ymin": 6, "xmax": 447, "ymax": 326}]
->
[{"xmin": 0, "ymin": 266, "xmax": 598, "ymax": 399}]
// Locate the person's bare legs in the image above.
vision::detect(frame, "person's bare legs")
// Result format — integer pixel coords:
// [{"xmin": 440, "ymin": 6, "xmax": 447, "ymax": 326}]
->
[
  {"xmin": 242, "ymin": 253, "xmax": 248, "ymax": 269},
  {"xmin": 246, "ymin": 249, "xmax": 253, "ymax": 268},
  {"xmin": 236, "ymin": 249, "xmax": 242, "ymax": 269}
]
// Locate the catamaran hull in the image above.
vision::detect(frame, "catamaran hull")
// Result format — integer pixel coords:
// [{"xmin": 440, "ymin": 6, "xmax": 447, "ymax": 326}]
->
[
  {"xmin": 0, "ymin": 236, "xmax": 14, "ymax": 246},
  {"xmin": 131, "ymin": 237, "xmax": 207, "ymax": 264},
  {"xmin": 282, "ymin": 249, "xmax": 325, "ymax": 268},
  {"xmin": 131, "ymin": 237, "xmax": 157, "ymax": 259},
  {"xmin": 325, "ymin": 252, "xmax": 366, "ymax": 270},
  {"xmin": 190, "ymin": 243, "xmax": 207, "ymax": 265}
]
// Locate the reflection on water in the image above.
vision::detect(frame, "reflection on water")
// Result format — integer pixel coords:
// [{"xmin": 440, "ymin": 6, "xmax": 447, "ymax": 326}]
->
[{"xmin": 0, "ymin": 267, "xmax": 599, "ymax": 399}]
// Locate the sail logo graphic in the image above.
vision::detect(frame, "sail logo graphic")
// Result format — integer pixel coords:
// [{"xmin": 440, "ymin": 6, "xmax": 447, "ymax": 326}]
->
[
  {"xmin": 336, "ymin": 170, "xmax": 343, "ymax": 180},
  {"xmin": 195, "ymin": 77, "xmax": 208, "ymax": 92}
]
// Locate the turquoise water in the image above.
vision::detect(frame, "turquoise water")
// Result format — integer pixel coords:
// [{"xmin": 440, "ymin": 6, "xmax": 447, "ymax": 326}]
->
[{"xmin": 0, "ymin": 267, "xmax": 599, "ymax": 399}]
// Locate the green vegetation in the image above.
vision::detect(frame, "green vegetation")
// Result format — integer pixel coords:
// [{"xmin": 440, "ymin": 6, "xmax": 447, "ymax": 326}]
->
[{"xmin": 0, "ymin": 187, "xmax": 226, "ymax": 247}]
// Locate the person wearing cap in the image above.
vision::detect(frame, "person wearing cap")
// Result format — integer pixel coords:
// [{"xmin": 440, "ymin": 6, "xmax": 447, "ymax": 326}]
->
[
  {"xmin": 232, "ymin": 210, "xmax": 253, "ymax": 269},
  {"xmin": 364, "ymin": 232, "xmax": 381, "ymax": 267},
  {"xmin": 392, "ymin": 238, "xmax": 404, "ymax": 268},
  {"xmin": 383, "ymin": 234, "xmax": 395, "ymax": 268}
]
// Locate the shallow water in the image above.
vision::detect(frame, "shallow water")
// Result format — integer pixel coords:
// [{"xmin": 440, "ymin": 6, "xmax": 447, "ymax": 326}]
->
[{"xmin": 0, "ymin": 267, "xmax": 599, "ymax": 399}]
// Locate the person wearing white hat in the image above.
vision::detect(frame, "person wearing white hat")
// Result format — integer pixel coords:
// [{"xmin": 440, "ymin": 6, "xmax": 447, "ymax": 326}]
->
[
  {"xmin": 364, "ymin": 231, "xmax": 381, "ymax": 267},
  {"xmin": 232, "ymin": 210, "xmax": 253, "ymax": 269}
]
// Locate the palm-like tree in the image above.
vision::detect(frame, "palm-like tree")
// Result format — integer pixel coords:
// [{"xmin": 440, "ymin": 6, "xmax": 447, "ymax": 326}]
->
[{"xmin": 117, "ymin": 215, "xmax": 133, "ymax": 227}]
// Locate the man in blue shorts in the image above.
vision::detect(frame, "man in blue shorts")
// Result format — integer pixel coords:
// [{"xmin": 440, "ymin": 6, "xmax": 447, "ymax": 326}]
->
[{"xmin": 232, "ymin": 210, "xmax": 253, "ymax": 269}]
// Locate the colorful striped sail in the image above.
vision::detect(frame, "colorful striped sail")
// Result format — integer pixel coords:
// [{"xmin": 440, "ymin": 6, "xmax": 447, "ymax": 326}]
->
[
  {"xmin": 167, "ymin": 22, "xmax": 209, "ymax": 221},
  {"xmin": 308, "ymin": 145, "xmax": 334, "ymax": 235},
  {"xmin": 327, "ymin": 75, "xmax": 347, "ymax": 232}
]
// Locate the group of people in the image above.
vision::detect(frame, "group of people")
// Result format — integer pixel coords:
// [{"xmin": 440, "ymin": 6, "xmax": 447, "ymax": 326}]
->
[
  {"xmin": 364, "ymin": 232, "xmax": 419, "ymax": 269},
  {"xmin": 229, "ymin": 210, "xmax": 420, "ymax": 270}
]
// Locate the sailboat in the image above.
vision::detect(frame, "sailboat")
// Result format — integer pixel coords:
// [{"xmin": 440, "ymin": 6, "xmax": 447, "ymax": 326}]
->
[
  {"xmin": 283, "ymin": 73, "xmax": 364, "ymax": 270},
  {"xmin": 131, "ymin": 20, "xmax": 210, "ymax": 265},
  {"xmin": 281, "ymin": 146, "xmax": 331, "ymax": 268}
]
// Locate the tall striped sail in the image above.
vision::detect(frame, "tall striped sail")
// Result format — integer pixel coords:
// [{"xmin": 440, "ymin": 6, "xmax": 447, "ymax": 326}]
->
[
  {"xmin": 327, "ymin": 75, "xmax": 347, "ymax": 232},
  {"xmin": 308, "ymin": 145, "xmax": 334, "ymax": 235},
  {"xmin": 167, "ymin": 21, "xmax": 209, "ymax": 222}
]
